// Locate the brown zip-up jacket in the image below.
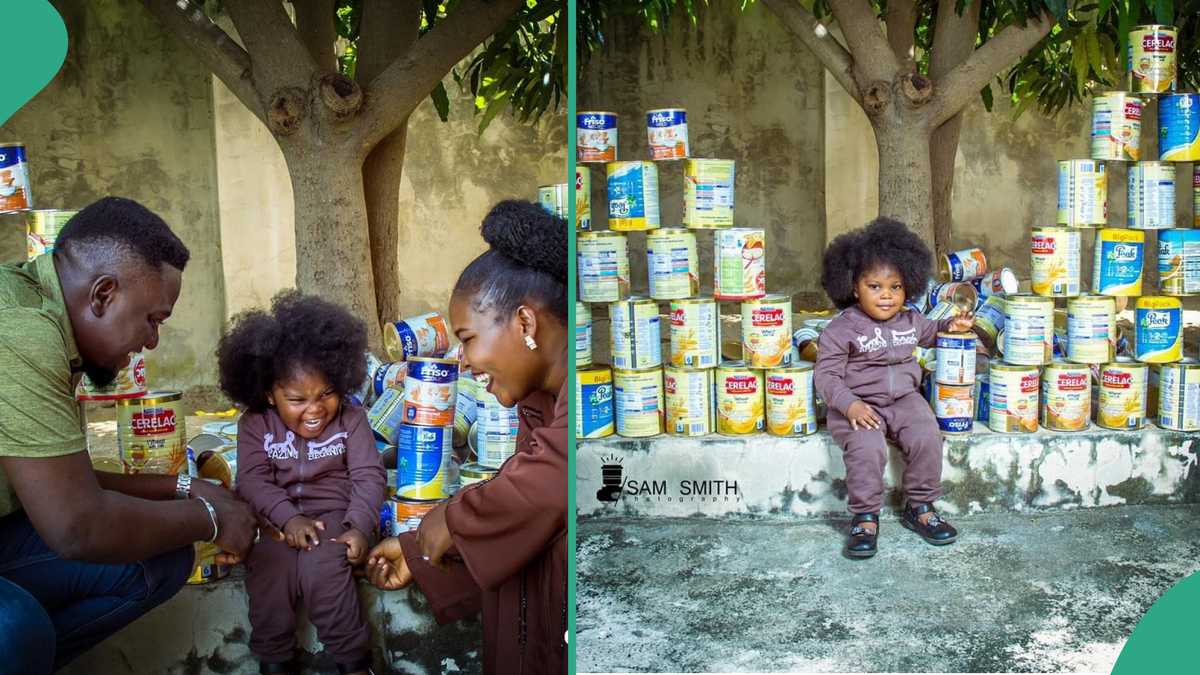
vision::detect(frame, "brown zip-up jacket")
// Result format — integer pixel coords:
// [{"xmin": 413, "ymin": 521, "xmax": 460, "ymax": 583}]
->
[{"xmin": 399, "ymin": 378, "xmax": 568, "ymax": 674}]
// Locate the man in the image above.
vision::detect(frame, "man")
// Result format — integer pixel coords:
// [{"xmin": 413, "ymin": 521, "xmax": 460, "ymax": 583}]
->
[{"xmin": 0, "ymin": 197, "xmax": 258, "ymax": 673}]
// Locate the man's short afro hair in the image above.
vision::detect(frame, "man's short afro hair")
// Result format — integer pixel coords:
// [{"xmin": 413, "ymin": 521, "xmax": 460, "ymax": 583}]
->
[
  {"xmin": 820, "ymin": 217, "xmax": 933, "ymax": 310},
  {"xmin": 216, "ymin": 290, "xmax": 368, "ymax": 413},
  {"xmin": 55, "ymin": 196, "xmax": 190, "ymax": 271}
]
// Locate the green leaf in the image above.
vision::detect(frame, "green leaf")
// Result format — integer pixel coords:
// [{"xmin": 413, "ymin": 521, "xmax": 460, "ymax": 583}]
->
[
  {"xmin": 1086, "ymin": 30, "xmax": 1104, "ymax": 76},
  {"xmin": 431, "ymin": 81, "xmax": 450, "ymax": 122},
  {"xmin": 1073, "ymin": 37, "xmax": 1090, "ymax": 92},
  {"xmin": 1155, "ymin": 0, "xmax": 1175, "ymax": 24}
]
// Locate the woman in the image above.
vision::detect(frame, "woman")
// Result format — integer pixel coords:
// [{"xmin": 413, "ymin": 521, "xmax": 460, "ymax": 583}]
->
[{"xmin": 366, "ymin": 200, "xmax": 568, "ymax": 674}]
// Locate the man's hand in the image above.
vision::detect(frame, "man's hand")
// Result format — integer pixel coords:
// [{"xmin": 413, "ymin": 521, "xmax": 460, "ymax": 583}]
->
[
  {"xmin": 846, "ymin": 400, "xmax": 882, "ymax": 431},
  {"xmin": 416, "ymin": 502, "xmax": 454, "ymax": 567},
  {"xmin": 209, "ymin": 496, "xmax": 258, "ymax": 559},
  {"xmin": 283, "ymin": 516, "xmax": 325, "ymax": 551},
  {"xmin": 333, "ymin": 528, "xmax": 369, "ymax": 564},
  {"xmin": 214, "ymin": 514, "xmax": 284, "ymax": 565},
  {"xmin": 365, "ymin": 537, "xmax": 413, "ymax": 590}
]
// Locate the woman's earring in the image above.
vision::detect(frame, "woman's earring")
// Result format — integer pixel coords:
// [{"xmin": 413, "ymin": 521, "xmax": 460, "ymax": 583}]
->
[{"xmin": 524, "ymin": 335, "xmax": 538, "ymax": 351}]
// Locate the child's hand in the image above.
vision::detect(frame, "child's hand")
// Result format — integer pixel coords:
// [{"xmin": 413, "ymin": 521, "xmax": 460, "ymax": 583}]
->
[
  {"xmin": 333, "ymin": 528, "xmax": 369, "ymax": 564},
  {"xmin": 283, "ymin": 516, "xmax": 325, "ymax": 551},
  {"xmin": 948, "ymin": 311, "xmax": 975, "ymax": 333},
  {"xmin": 846, "ymin": 400, "xmax": 882, "ymax": 431}
]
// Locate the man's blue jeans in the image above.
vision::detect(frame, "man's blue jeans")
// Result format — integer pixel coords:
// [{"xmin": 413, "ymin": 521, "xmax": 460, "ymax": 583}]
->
[{"xmin": 0, "ymin": 510, "xmax": 194, "ymax": 673}]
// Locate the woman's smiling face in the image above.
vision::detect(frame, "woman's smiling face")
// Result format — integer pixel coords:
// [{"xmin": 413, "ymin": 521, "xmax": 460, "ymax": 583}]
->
[{"xmin": 449, "ymin": 293, "xmax": 543, "ymax": 408}]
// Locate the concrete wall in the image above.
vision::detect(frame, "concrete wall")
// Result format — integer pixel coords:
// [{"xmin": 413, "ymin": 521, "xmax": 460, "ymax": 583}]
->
[
  {"xmin": 1, "ymin": 1, "xmax": 566, "ymax": 391},
  {"xmin": 0, "ymin": 0, "xmax": 227, "ymax": 390},
  {"xmin": 578, "ymin": 0, "xmax": 827, "ymax": 306}
]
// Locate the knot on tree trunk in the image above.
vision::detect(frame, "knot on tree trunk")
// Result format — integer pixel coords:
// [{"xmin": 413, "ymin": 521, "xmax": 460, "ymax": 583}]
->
[
  {"xmin": 863, "ymin": 80, "xmax": 892, "ymax": 114},
  {"xmin": 900, "ymin": 73, "xmax": 934, "ymax": 105},
  {"xmin": 320, "ymin": 73, "xmax": 363, "ymax": 120},
  {"xmin": 268, "ymin": 88, "xmax": 308, "ymax": 136}
]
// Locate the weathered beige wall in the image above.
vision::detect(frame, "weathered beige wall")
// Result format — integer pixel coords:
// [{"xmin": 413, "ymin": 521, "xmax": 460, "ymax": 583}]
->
[
  {"xmin": 0, "ymin": 0, "xmax": 226, "ymax": 391},
  {"xmin": 578, "ymin": 0, "xmax": 827, "ymax": 306},
  {"xmin": 215, "ymin": 65, "xmax": 567, "ymax": 323}
]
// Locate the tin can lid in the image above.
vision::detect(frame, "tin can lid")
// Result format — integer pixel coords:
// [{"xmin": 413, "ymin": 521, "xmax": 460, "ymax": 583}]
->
[
  {"xmin": 117, "ymin": 390, "xmax": 182, "ymax": 406},
  {"xmin": 766, "ymin": 363, "xmax": 814, "ymax": 374},
  {"xmin": 670, "ymin": 297, "xmax": 717, "ymax": 306},
  {"xmin": 613, "ymin": 365, "xmax": 664, "ymax": 375},
  {"xmin": 406, "ymin": 355, "xmax": 459, "ymax": 366},
  {"xmin": 577, "ymin": 110, "xmax": 619, "ymax": 117},
  {"xmin": 461, "ymin": 462, "xmax": 499, "ymax": 480},
  {"xmin": 646, "ymin": 107, "xmax": 686, "ymax": 114}
]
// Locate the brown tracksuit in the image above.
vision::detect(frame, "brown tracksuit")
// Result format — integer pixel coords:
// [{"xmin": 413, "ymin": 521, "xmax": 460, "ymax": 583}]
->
[
  {"xmin": 397, "ymin": 379, "xmax": 568, "ymax": 675},
  {"xmin": 814, "ymin": 306, "xmax": 962, "ymax": 515},
  {"xmin": 236, "ymin": 405, "xmax": 386, "ymax": 666}
]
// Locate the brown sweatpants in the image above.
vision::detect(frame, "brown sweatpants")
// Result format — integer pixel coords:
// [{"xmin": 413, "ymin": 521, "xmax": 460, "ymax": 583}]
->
[
  {"xmin": 827, "ymin": 391, "xmax": 945, "ymax": 514},
  {"xmin": 244, "ymin": 510, "xmax": 369, "ymax": 665}
]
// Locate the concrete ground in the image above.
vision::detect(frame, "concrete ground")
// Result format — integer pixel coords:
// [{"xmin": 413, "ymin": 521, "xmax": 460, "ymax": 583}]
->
[{"xmin": 577, "ymin": 505, "xmax": 1200, "ymax": 673}]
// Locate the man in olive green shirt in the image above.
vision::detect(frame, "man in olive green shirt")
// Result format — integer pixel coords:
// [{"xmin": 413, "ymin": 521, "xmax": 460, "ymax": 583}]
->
[{"xmin": 0, "ymin": 197, "xmax": 258, "ymax": 673}]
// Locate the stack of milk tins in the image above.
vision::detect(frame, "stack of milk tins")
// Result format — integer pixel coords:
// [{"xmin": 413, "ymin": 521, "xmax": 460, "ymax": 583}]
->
[
  {"xmin": 363, "ymin": 310, "xmax": 517, "ymax": 537},
  {"xmin": 572, "ymin": 108, "xmax": 819, "ymax": 442},
  {"xmin": 1008, "ymin": 22, "xmax": 1198, "ymax": 436}
]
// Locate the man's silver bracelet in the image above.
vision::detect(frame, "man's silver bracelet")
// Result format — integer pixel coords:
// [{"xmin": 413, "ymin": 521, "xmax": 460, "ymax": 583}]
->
[{"xmin": 196, "ymin": 496, "xmax": 218, "ymax": 544}]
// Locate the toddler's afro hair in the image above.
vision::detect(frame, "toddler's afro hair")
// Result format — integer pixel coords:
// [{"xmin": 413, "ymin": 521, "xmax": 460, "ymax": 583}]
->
[
  {"xmin": 216, "ymin": 290, "xmax": 368, "ymax": 412},
  {"xmin": 820, "ymin": 217, "xmax": 933, "ymax": 310}
]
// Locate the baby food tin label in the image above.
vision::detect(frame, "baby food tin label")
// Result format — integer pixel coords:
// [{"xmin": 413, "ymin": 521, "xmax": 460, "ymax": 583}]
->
[
  {"xmin": 1056, "ymin": 160, "xmax": 1106, "ymax": 226},
  {"xmin": 576, "ymin": 166, "xmax": 591, "ymax": 231},
  {"xmin": 576, "ymin": 367, "xmax": 615, "ymax": 439},
  {"xmin": 1004, "ymin": 295, "xmax": 1055, "ymax": 365},
  {"xmin": 1031, "ymin": 227, "xmax": 1082, "ymax": 297},
  {"xmin": 1157, "ymin": 362, "xmax": 1200, "ymax": 431},
  {"xmin": 396, "ymin": 424, "xmax": 451, "ymax": 501},
  {"xmin": 402, "ymin": 357, "xmax": 459, "ymax": 427},
  {"xmin": 1129, "ymin": 25, "xmax": 1177, "ymax": 93},
  {"xmin": 683, "ymin": 159, "xmax": 735, "ymax": 229},
  {"xmin": 0, "ymin": 143, "xmax": 31, "ymax": 213},
  {"xmin": 988, "ymin": 363, "xmax": 1039, "ymax": 433},
  {"xmin": 715, "ymin": 362, "xmax": 764, "ymax": 435},
  {"xmin": 933, "ymin": 382, "xmax": 974, "ymax": 434},
  {"xmin": 1091, "ymin": 93, "xmax": 1142, "ymax": 161},
  {"xmin": 1041, "ymin": 363, "xmax": 1092, "ymax": 431},
  {"xmin": 384, "ymin": 312, "xmax": 451, "ymax": 362},
  {"xmin": 940, "ymin": 248, "xmax": 988, "ymax": 282},
  {"xmin": 1135, "ymin": 297, "xmax": 1183, "ymax": 363},
  {"xmin": 610, "ymin": 298, "xmax": 663, "ymax": 370},
  {"xmin": 742, "ymin": 295, "xmax": 793, "ymax": 369},
  {"xmin": 1158, "ymin": 229, "xmax": 1200, "ymax": 295},
  {"xmin": 1066, "ymin": 295, "xmax": 1116, "ymax": 364},
  {"xmin": 1128, "ymin": 161, "xmax": 1176, "ymax": 229},
  {"xmin": 1159, "ymin": 94, "xmax": 1200, "ymax": 161},
  {"xmin": 607, "ymin": 161, "xmax": 661, "ymax": 231},
  {"xmin": 1097, "ymin": 361, "xmax": 1148, "ymax": 430},
  {"xmin": 1093, "ymin": 228, "xmax": 1145, "ymax": 296},
  {"xmin": 647, "ymin": 109, "xmax": 689, "ymax": 160},
  {"xmin": 578, "ymin": 231, "xmax": 630, "ymax": 302},
  {"xmin": 646, "ymin": 228, "xmax": 699, "ymax": 299},
  {"xmin": 614, "ymin": 368, "xmax": 664, "ymax": 437},
  {"xmin": 765, "ymin": 366, "xmax": 817, "ymax": 436},
  {"xmin": 669, "ymin": 298, "xmax": 720, "ymax": 368},
  {"xmin": 577, "ymin": 111, "xmax": 617, "ymax": 163},
  {"xmin": 713, "ymin": 229, "xmax": 766, "ymax": 301},
  {"xmin": 664, "ymin": 367, "xmax": 714, "ymax": 436},
  {"xmin": 934, "ymin": 333, "xmax": 976, "ymax": 386}
]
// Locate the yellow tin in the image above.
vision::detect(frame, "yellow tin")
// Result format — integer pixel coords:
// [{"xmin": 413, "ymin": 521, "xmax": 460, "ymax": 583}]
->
[
  {"xmin": 987, "ymin": 362, "xmax": 1040, "ymax": 433},
  {"xmin": 663, "ymin": 366, "xmax": 714, "ymax": 436},
  {"xmin": 741, "ymin": 294, "xmax": 793, "ymax": 369},
  {"xmin": 765, "ymin": 365, "xmax": 817, "ymax": 436},
  {"xmin": 646, "ymin": 228, "xmax": 699, "ymax": 299},
  {"xmin": 118, "ymin": 391, "xmax": 186, "ymax": 475},
  {"xmin": 683, "ymin": 159, "xmax": 735, "ymax": 229},
  {"xmin": 1066, "ymin": 295, "xmax": 1116, "ymax": 364},
  {"xmin": 1040, "ymin": 361, "xmax": 1092, "ymax": 431},
  {"xmin": 714, "ymin": 361, "xmax": 764, "ymax": 435},
  {"xmin": 1129, "ymin": 25, "xmax": 1178, "ymax": 94},
  {"xmin": 613, "ymin": 367, "xmax": 664, "ymax": 437},
  {"xmin": 1156, "ymin": 361, "xmax": 1200, "ymax": 431},
  {"xmin": 609, "ymin": 297, "xmax": 663, "ymax": 370},
  {"xmin": 1031, "ymin": 226, "xmax": 1082, "ymax": 296},
  {"xmin": 1003, "ymin": 294, "xmax": 1055, "ymax": 365},
  {"xmin": 607, "ymin": 161, "xmax": 660, "ymax": 231},
  {"xmin": 578, "ymin": 231, "xmax": 631, "ymax": 302},
  {"xmin": 669, "ymin": 298, "xmax": 721, "ymax": 368},
  {"xmin": 1096, "ymin": 358, "xmax": 1148, "ymax": 430}
]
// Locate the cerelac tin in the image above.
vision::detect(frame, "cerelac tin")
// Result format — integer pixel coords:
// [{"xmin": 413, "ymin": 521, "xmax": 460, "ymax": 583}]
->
[
  {"xmin": 715, "ymin": 361, "xmax": 764, "ymax": 435},
  {"xmin": 742, "ymin": 295, "xmax": 793, "ymax": 369},
  {"xmin": 766, "ymin": 365, "xmax": 817, "ymax": 436},
  {"xmin": 664, "ymin": 366, "xmax": 714, "ymax": 436},
  {"xmin": 577, "ymin": 111, "xmax": 617, "ymax": 163},
  {"xmin": 714, "ymin": 228, "xmax": 766, "ymax": 301},
  {"xmin": 669, "ymin": 298, "xmax": 720, "ymax": 368},
  {"xmin": 1129, "ymin": 25, "xmax": 1177, "ymax": 94}
]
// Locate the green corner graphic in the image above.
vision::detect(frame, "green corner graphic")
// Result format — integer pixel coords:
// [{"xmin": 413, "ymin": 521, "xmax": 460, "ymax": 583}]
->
[
  {"xmin": 1111, "ymin": 570, "xmax": 1200, "ymax": 673},
  {"xmin": 0, "ymin": 0, "xmax": 67, "ymax": 126}
]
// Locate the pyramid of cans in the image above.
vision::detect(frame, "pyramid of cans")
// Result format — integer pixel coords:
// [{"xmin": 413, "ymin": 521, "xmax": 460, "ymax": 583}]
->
[
  {"xmin": 361, "ymin": 311, "xmax": 521, "ymax": 537},
  {"xmin": 976, "ymin": 22, "xmax": 1198, "ymax": 436},
  {"xmin": 572, "ymin": 108, "xmax": 817, "ymax": 440}
]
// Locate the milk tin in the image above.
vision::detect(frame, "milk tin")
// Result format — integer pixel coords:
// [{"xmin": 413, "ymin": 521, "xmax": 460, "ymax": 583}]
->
[
  {"xmin": 372, "ymin": 362, "xmax": 409, "ymax": 399},
  {"xmin": 713, "ymin": 228, "xmax": 766, "ymax": 301},
  {"xmin": 537, "ymin": 183, "xmax": 568, "ymax": 219},
  {"xmin": 576, "ymin": 366, "xmax": 615, "ymax": 439},
  {"xmin": 647, "ymin": 108, "xmax": 689, "ymax": 160},
  {"xmin": 576, "ymin": 166, "xmax": 591, "ymax": 231},
  {"xmin": 1157, "ymin": 361, "xmax": 1200, "ymax": 431},
  {"xmin": 765, "ymin": 365, "xmax": 817, "ymax": 436},
  {"xmin": 1040, "ymin": 361, "xmax": 1092, "ymax": 432},
  {"xmin": 934, "ymin": 333, "xmax": 976, "ymax": 385},
  {"xmin": 646, "ymin": 228, "xmax": 699, "ymax": 299},
  {"xmin": 973, "ymin": 295, "xmax": 1006, "ymax": 350},
  {"xmin": 1066, "ymin": 295, "xmax": 1116, "ymax": 364},
  {"xmin": 578, "ymin": 231, "xmax": 631, "ymax": 302},
  {"xmin": 610, "ymin": 297, "xmax": 663, "ymax": 370},
  {"xmin": 1127, "ymin": 161, "xmax": 1175, "ymax": 229},
  {"xmin": 0, "ymin": 143, "xmax": 31, "ymax": 213},
  {"xmin": 1195, "ymin": 165, "xmax": 1200, "ymax": 226},
  {"xmin": 118, "ymin": 391, "xmax": 186, "ymax": 475},
  {"xmin": 1031, "ymin": 226, "xmax": 1082, "ymax": 297},
  {"xmin": 1056, "ymin": 160, "xmax": 1106, "ymax": 226},
  {"xmin": 663, "ymin": 366, "xmax": 714, "ymax": 436},
  {"xmin": 927, "ymin": 281, "xmax": 979, "ymax": 313},
  {"xmin": 401, "ymin": 357, "xmax": 459, "ymax": 427},
  {"xmin": 577, "ymin": 111, "xmax": 617, "ymax": 163},
  {"xmin": 1096, "ymin": 359, "xmax": 1148, "ymax": 430},
  {"xmin": 613, "ymin": 367, "xmax": 664, "ymax": 437},
  {"xmin": 576, "ymin": 301, "xmax": 593, "ymax": 367},
  {"xmin": 669, "ymin": 298, "xmax": 720, "ymax": 368},
  {"xmin": 77, "ymin": 352, "xmax": 147, "ymax": 401},
  {"xmin": 932, "ymin": 381, "xmax": 974, "ymax": 434},
  {"xmin": 1003, "ymin": 294, "xmax": 1054, "ymax": 365},
  {"xmin": 1092, "ymin": 228, "xmax": 1145, "ymax": 296},
  {"xmin": 1158, "ymin": 228, "xmax": 1200, "ymax": 295},
  {"xmin": 971, "ymin": 268, "xmax": 1018, "ymax": 298},
  {"xmin": 607, "ymin": 161, "xmax": 660, "ymax": 231},
  {"xmin": 368, "ymin": 387, "xmax": 407, "ymax": 444},
  {"xmin": 395, "ymin": 424, "xmax": 452, "ymax": 501},
  {"xmin": 683, "ymin": 159, "xmax": 736, "ymax": 229},
  {"xmin": 475, "ymin": 389, "xmax": 520, "ymax": 467},
  {"xmin": 1091, "ymin": 93, "xmax": 1142, "ymax": 161},
  {"xmin": 939, "ymin": 248, "xmax": 988, "ymax": 282},
  {"xmin": 1135, "ymin": 296, "xmax": 1183, "ymax": 363},
  {"xmin": 988, "ymin": 362, "xmax": 1040, "ymax": 433},
  {"xmin": 1158, "ymin": 93, "xmax": 1200, "ymax": 161},
  {"xmin": 25, "ymin": 209, "xmax": 76, "ymax": 260},
  {"xmin": 384, "ymin": 312, "xmax": 451, "ymax": 362}
]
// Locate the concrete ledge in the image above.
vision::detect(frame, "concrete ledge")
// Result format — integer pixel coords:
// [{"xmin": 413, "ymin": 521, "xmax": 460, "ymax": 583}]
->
[
  {"xmin": 60, "ymin": 570, "xmax": 481, "ymax": 675},
  {"xmin": 576, "ymin": 425, "xmax": 1200, "ymax": 518}
]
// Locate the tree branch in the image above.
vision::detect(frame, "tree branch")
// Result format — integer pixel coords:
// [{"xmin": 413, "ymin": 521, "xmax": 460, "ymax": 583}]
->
[
  {"xmin": 292, "ymin": 0, "xmax": 337, "ymax": 72},
  {"xmin": 140, "ymin": 0, "xmax": 262, "ymax": 122},
  {"xmin": 929, "ymin": 0, "xmax": 981, "ymax": 79},
  {"xmin": 829, "ymin": 0, "xmax": 899, "ymax": 84},
  {"xmin": 884, "ymin": 0, "xmax": 918, "ymax": 66},
  {"xmin": 357, "ymin": 0, "xmax": 420, "ymax": 83},
  {"xmin": 760, "ymin": 0, "xmax": 858, "ymax": 100},
  {"xmin": 357, "ymin": 0, "xmax": 524, "ymax": 151},
  {"xmin": 225, "ymin": 0, "xmax": 317, "ymax": 96},
  {"xmin": 927, "ymin": 10, "xmax": 1055, "ymax": 127}
]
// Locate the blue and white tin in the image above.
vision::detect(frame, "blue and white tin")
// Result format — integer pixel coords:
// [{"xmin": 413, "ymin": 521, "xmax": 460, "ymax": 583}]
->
[
  {"xmin": 1159, "ymin": 94, "xmax": 1200, "ymax": 162},
  {"xmin": 646, "ymin": 108, "xmax": 688, "ymax": 160}
]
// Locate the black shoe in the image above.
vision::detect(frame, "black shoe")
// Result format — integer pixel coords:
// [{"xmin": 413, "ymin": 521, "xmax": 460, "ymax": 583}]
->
[
  {"xmin": 901, "ymin": 502, "xmax": 958, "ymax": 545},
  {"xmin": 337, "ymin": 656, "xmax": 374, "ymax": 675},
  {"xmin": 844, "ymin": 513, "xmax": 879, "ymax": 559},
  {"xmin": 260, "ymin": 660, "xmax": 299, "ymax": 675}
]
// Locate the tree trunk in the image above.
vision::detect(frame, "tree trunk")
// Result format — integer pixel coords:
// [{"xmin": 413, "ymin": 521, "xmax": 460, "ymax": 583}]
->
[
  {"xmin": 929, "ymin": 113, "xmax": 964, "ymax": 258},
  {"xmin": 284, "ymin": 151, "xmax": 384, "ymax": 348},
  {"xmin": 363, "ymin": 123, "xmax": 410, "ymax": 330},
  {"xmin": 874, "ymin": 121, "xmax": 935, "ymax": 244}
]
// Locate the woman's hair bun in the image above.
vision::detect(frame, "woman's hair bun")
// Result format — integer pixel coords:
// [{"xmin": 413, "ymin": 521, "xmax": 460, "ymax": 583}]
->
[{"xmin": 480, "ymin": 200, "xmax": 568, "ymax": 284}]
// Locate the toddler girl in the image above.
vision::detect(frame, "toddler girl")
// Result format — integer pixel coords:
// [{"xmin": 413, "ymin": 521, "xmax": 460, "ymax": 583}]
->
[
  {"xmin": 217, "ymin": 290, "xmax": 385, "ymax": 674},
  {"xmin": 814, "ymin": 218, "xmax": 976, "ymax": 559}
]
